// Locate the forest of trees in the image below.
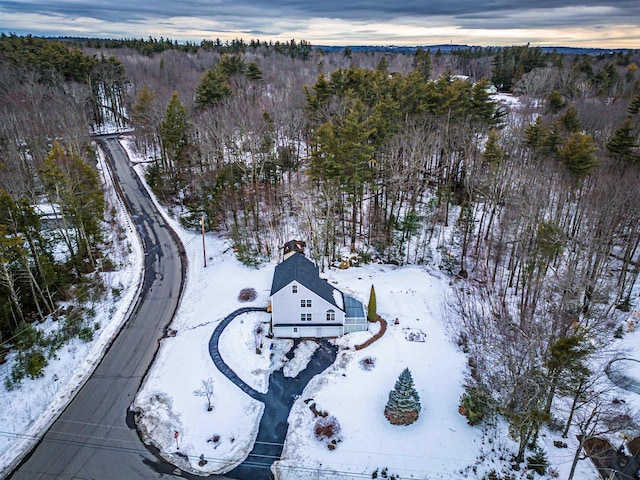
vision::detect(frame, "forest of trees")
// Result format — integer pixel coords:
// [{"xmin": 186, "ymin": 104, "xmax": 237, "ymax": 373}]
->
[
  {"xmin": 2, "ymin": 34, "xmax": 640, "ymax": 473},
  {"xmin": 0, "ymin": 35, "xmax": 122, "ymax": 386}
]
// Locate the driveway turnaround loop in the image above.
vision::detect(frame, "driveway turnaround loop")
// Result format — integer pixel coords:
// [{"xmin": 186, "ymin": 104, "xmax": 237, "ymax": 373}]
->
[{"xmin": 209, "ymin": 308, "xmax": 338, "ymax": 480}]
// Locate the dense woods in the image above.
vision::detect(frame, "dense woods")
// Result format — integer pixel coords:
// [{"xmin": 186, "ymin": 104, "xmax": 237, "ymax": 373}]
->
[{"xmin": 2, "ymin": 33, "xmax": 640, "ymax": 472}]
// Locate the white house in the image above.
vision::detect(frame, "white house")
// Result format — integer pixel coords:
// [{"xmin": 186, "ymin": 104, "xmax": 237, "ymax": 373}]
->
[{"xmin": 269, "ymin": 242, "xmax": 367, "ymax": 338}]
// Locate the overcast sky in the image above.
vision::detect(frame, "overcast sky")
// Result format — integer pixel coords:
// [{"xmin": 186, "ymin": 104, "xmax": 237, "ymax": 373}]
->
[{"xmin": 2, "ymin": 0, "xmax": 639, "ymax": 48}]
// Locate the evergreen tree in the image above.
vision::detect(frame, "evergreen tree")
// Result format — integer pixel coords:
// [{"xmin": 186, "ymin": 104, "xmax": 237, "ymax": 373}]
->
[
  {"xmin": 524, "ymin": 117, "xmax": 545, "ymax": 149},
  {"xmin": 482, "ymin": 129, "xmax": 505, "ymax": 166},
  {"xmin": 217, "ymin": 54, "xmax": 245, "ymax": 76},
  {"xmin": 413, "ymin": 47, "xmax": 432, "ymax": 81},
  {"xmin": 384, "ymin": 368, "xmax": 421, "ymax": 425},
  {"xmin": 546, "ymin": 90, "xmax": 565, "ymax": 114},
  {"xmin": 368, "ymin": 284, "xmax": 377, "ymax": 322},
  {"xmin": 542, "ymin": 334, "xmax": 592, "ymax": 415},
  {"xmin": 195, "ymin": 68, "xmax": 232, "ymax": 109},
  {"xmin": 558, "ymin": 105, "xmax": 582, "ymax": 133},
  {"xmin": 629, "ymin": 93, "xmax": 640, "ymax": 115},
  {"xmin": 375, "ymin": 57, "xmax": 389, "ymax": 74},
  {"xmin": 310, "ymin": 99, "xmax": 375, "ymax": 251},
  {"xmin": 606, "ymin": 118, "xmax": 639, "ymax": 164},
  {"xmin": 558, "ymin": 132, "xmax": 598, "ymax": 177},
  {"xmin": 39, "ymin": 142, "xmax": 104, "ymax": 271},
  {"xmin": 459, "ymin": 387, "xmax": 491, "ymax": 426},
  {"xmin": 246, "ymin": 62, "xmax": 263, "ymax": 81},
  {"xmin": 132, "ymin": 84, "xmax": 157, "ymax": 152},
  {"xmin": 159, "ymin": 92, "xmax": 192, "ymax": 197},
  {"xmin": 541, "ymin": 122, "xmax": 563, "ymax": 156}
]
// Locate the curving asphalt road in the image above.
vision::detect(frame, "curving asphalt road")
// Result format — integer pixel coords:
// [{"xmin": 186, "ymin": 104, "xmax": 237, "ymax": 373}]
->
[
  {"xmin": 209, "ymin": 309, "xmax": 339, "ymax": 480},
  {"xmin": 5, "ymin": 136, "xmax": 217, "ymax": 480}
]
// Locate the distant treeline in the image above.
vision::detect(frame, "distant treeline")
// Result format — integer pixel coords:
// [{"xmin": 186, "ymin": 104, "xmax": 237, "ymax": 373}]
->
[{"xmin": 52, "ymin": 35, "xmax": 314, "ymax": 59}]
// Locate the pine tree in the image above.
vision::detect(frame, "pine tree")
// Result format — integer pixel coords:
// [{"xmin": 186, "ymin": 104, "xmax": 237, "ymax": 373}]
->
[
  {"xmin": 482, "ymin": 129, "xmax": 505, "ymax": 166},
  {"xmin": 195, "ymin": 68, "xmax": 232, "ymax": 109},
  {"xmin": 558, "ymin": 105, "xmax": 582, "ymax": 133},
  {"xmin": 541, "ymin": 122, "xmax": 563, "ymax": 156},
  {"xmin": 39, "ymin": 141, "xmax": 104, "ymax": 270},
  {"xmin": 629, "ymin": 93, "xmax": 640, "ymax": 115},
  {"xmin": 413, "ymin": 47, "xmax": 432, "ymax": 81},
  {"xmin": 217, "ymin": 53, "xmax": 245, "ymax": 76},
  {"xmin": 558, "ymin": 132, "xmax": 598, "ymax": 177},
  {"xmin": 368, "ymin": 285, "xmax": 377, "ymax": 322},
  {"xmin": 524, "ymin": 117, "xmax": 545, "ymax": 149},
  {"xmin": 606, "ymin": 118, "xmax": 639, "ymax": 164},
  {"xmin": 246, "ymin": 62, "xmax": 262, "ymax": 81},
  {"xmin": 384, "ymin": 368, "xmax": 421, "ymax": 425},
  {"xmin": 132, "ymin": 84, "xmax": 157, "ymax": 153},
  {"xmin": 546, "ymin": 90, "xmax": 565, "ymax": 114},
  {"xmin": 159, "ymin": 92, "xmax": 191, "ymax": 197}
]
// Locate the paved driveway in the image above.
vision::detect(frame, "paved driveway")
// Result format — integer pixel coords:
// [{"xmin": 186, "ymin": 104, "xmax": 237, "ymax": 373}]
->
[{"xmin": 208, "ymin": 309, "xmax": 338, "ymax": 479}]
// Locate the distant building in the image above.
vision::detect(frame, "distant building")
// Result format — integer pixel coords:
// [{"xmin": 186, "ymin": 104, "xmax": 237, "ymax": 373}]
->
[{"xmin": 269, "ymin": 241, "xmax": 367, "ymax": 338}]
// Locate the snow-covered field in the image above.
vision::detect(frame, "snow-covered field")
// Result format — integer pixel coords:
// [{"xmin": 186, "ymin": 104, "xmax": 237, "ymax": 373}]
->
[{"xmin": 0, "ymin": 145, "xmax": 144, "ymax": 476}]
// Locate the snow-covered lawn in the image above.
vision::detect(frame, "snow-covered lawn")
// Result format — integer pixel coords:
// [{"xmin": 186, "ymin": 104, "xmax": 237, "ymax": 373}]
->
[
  {"xmin": 123, "ymin": 136, "xmax": 606, "ymax": 480},
  {"xmin": 275, "ymin": 266, "xmax": 482, "ymax": 479},
  {"xmin": 0, "ymin": 146, "xmax": 144, "ymax": 476}
]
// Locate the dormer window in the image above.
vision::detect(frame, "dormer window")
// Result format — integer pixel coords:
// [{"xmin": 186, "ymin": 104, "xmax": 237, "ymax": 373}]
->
[{"xmin": 292, "ymin": 284, "xmax": 297, "ymax": 293}]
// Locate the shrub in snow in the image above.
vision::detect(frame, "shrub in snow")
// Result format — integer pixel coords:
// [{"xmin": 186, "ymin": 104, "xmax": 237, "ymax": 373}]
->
[
  {"xmin": 459, "ymin": 386, "xmax": 491, "ymax": 426},
  {"xmin": 368, "ymin": 285, "xmax": 377, "ymax": 322},
  {"xmin": 526, "ymin": 449, "xmax": 548, "ymax": 475},
  {"xmin": 359, "ymin": 356, "xmax": 376, "ymax": 371},
  {"xmin": 372, "ymin": 467, "xmax": 398, "ymax": 479},
  {"xmin": 384, "ymin": 368, "xmax": 421, "ymax": 425},
  {"xmin": 207, "ymin": 434, "xmax": 220, "ymax": 448},
  {"xmin": 314, "ymin": 415, "xmax": 342, "ymax": 449},
  {"xmin": 238, "ymin": 287, "xmax": 257, "ymax": 302}
]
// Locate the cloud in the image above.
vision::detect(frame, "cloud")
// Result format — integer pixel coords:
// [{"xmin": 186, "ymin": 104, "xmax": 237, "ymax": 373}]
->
[{"xmin": 1, "ymin": 0, "xmax": 639, "ymax": 47}]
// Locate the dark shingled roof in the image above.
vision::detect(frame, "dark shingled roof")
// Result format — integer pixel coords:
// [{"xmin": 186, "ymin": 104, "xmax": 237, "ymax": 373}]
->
[{"xmin": 270, "ymin": 253, "xmax": 344, "ymax": 310}]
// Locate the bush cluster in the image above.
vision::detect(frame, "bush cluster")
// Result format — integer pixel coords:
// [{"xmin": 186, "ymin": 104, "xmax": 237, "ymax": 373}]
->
[{"xmin": 314, "ymin": 414, "xmax": 342, "ymax": 450}]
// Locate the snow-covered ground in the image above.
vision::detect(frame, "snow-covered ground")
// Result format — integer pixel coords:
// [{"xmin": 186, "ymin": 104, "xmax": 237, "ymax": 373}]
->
[
  {"xmin": 125, "ymin": 211, "xmax": 605, "ymax": 480},
  {"xmin": 0, "ymin": 145, "xmax": 144, "ymax": 476},
  {"xmin": 122, "ymin": 125, "xmax": 621, "ymax": 479},
  {"xmin": 2, "ymin": 132, "xmax": 639, "ymax": 480},
  {"xmin": 121, "ymin": 127, "xmax": 606, "ymax": 479}
]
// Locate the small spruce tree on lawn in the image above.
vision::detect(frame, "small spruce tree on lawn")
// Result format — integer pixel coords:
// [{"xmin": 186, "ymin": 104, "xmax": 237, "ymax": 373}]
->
[
  {"xmin": 368, "ymin": 285, "xmax": 377, "ymax": 322},
  {"xmin": 384, "ymin": 368, "xmax": 421, "ymax": 425}
]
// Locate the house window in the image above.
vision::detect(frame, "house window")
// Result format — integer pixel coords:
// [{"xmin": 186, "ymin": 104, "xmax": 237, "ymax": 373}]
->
[
  {"xmin": 326, "ymin": 309, "xmax": 335, "ymax": 321},
  {"xmin": 292, "ymin": 285, "xmax": 297, "ymax": 294},
  {"xmin": 300, "ymin": 313, "xmax": 312, "ymax": 322},
  {"xmin": 293, "ymin": 327, "xmax": 298, "ymax": 333},
  {"xmin": 301, "ymin": 299, "xmax": 312, "ymax": 308}
]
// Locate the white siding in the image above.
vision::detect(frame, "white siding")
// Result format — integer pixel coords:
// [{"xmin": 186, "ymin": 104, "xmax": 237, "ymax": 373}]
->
[{"xmin": 271, "ymin": 281, "xmax": 345, "ymax": 338}]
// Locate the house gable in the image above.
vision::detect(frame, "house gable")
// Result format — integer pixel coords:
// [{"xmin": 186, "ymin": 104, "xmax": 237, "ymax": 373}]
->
[
  {"xmin": 270, "ymin": 253, "xmax": 344, "ymax": 311},
  {"xmin": 271, "ymin": 282, "xmax": 345, "ymax": 325}
]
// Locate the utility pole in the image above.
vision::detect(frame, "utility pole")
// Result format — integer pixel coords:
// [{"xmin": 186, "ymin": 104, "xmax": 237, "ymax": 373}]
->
[{"xmin": 201, "ymin": 215, "xmax": 207, "ymax": 268}]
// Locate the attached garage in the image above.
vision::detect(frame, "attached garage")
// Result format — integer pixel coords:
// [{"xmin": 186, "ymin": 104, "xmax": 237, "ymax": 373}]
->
[{"xmin": 272, "ymin": 325, "xmax": 343, "ymax": 338}]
